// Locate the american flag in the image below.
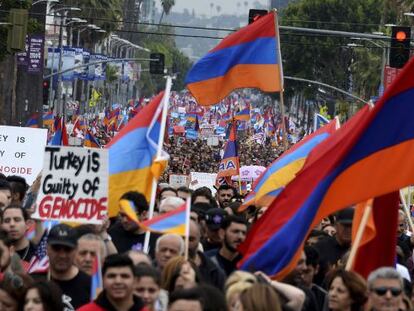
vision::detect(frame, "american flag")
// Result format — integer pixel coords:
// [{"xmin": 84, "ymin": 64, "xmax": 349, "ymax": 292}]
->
[{"xmin": 28, "ymin": 231, "xmax": 49, "ymax": 274}]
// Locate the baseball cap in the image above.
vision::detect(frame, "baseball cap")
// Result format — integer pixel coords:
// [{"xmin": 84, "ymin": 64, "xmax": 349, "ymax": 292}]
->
[
  {"xmin": 336, "ymin": 208, "xmax": 354, "ymax": 225},
  {"xmin": 47, "ymin": 224, "xmax": 78, "ymax": 248},
  {"xmin": 205, "ymin": 208, "xmax": 228, "ymax": 230}
]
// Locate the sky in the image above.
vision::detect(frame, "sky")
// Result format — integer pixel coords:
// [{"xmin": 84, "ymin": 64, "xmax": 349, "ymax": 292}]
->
[{"xmin": 157, "ymin": 0, "xmax": 269, "ymax": 16}]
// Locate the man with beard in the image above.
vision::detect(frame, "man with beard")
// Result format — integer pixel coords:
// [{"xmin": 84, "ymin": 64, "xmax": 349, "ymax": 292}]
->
[
  {"xmin": 215, "ymin": 185, "xmax": 236, "ymax": 209},
  {"xmin": 47, "ymin": 224, "xmax": 91, "ymax": 311},
  {"xmin": 205, "ymin": 215, "xmax": 247, "ymax": 276},
  {"xmin": 188, "ymin": 220, "xmax": 225, "ymax": 289},
  {"xmin": 1, "ymin": 205, "xmax": 36, "ymax": 263}
]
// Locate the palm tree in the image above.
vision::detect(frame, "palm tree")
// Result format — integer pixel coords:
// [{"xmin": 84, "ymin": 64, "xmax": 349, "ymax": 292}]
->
[
  {"xmin": 159, "ymin": 0, "xmax": 175, "ymax": 24},
  {"xmin": 216, "ymin": 4, "xmax": 221, "ymax": 15}
]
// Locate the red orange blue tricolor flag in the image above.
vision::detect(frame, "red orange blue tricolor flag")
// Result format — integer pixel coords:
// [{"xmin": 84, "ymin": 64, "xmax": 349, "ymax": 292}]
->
[
  {"xmin": 185, "ymin": 11, "xmax": 281, "ymax": 105},
  {"xmin": 216, "ymin": 122, "xmax": 239, "ymax": 186},
  {"xmin": 84, "ymin": 129, "xmax": 101, "ymax": 148},
  {"xmin": 49, "ymin": 116, "xmax": 68, "ymax": 146},
  {"xmin": 90, "ymin": 254, "xmax": 103, "ymax": 300},
  {"xmin": 239, "ymin": 56, "xmax": 414, "ymax": 279},
  {"xmin": 107, "ymin": 92, "xmax": 168, "ymax": 217}
]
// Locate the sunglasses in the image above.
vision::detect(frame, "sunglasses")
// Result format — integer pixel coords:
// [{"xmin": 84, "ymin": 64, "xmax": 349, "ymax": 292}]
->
[{"xmin": 372, "ymin": 287, "xmax": 402, "ymax": 297}]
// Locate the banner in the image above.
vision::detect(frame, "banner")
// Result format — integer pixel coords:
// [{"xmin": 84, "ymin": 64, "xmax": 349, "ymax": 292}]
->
[
  {"xmin": 189, "ymin": 172, "xmax": 217, "ymax": 195},
  {"xmin": 79, "ymin": 50, "xmax": 90, "ymax": 81},
  {"xmin": 73, "ymin": 47, "xmax": 84, "ymax": 78},
  {"xmin": 46, "ymin": 47, "xmax": 59, "ymax": 71},
  {"xmin": 27, "ymin": 35, "xmax": 44, "ymax": 74},
  {"xmin": 33, "ymin": 146, "xmax": 108, "ymax": 224},
  {"xmin": 62, "ymin": 47, "xmax": 76, "ymax": 81},
  {"xmin": 169, "ymin": 174, "xmax": 189, "ymax": 188},
  {"xmin": 0, "ymin": 126, "xmax": 47, "ymax": 185}
]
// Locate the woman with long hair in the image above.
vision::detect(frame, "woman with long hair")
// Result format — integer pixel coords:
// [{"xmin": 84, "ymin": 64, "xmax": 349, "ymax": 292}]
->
[{"xmin": 23, "ymin": 281, "xmax": 64, "ymax": 311}]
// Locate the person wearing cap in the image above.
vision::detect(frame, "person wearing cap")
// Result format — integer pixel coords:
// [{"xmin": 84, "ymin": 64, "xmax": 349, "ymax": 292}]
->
[
  {"xmin": 202, "ymin": 208, "xmax": 228, "ymax": 252},
  {"xmin": 205, "ymin": 215, "xmax": 248, "ymax": 276},
  {"xmin": 47, "ymin": 223, "xmax": 91, "ymax": 311},
  {"xmin": 314, "ymin": 208, "xmax": 354, "ymax": 274}
]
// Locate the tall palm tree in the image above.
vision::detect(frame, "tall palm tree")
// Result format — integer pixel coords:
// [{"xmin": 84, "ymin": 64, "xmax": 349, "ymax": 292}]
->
[{"xmin": 159, "ymin": 0, "xmax": 175, "ymax": 24}]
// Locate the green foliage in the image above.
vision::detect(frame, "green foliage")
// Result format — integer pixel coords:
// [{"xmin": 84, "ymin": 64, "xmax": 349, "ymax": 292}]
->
[{"xmin": 105, "ymin": 64, "xmax": 118, "ymax": 83}]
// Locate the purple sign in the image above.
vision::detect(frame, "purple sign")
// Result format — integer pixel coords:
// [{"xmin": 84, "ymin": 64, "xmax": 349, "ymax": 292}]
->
[
  {"xmin": 16, "ymin": 36, "xmax": 29, "ymax": 66},
  {"xmin": 28, "ymin": 35, "xmax": 44, "ymax": 74}
]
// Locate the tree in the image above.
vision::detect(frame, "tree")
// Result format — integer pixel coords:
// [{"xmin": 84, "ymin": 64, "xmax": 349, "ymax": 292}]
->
[
  {"xmin": 159, "ymin": 0, "xmax": 175, "ymax": 24},
  {"xmin": 216, "ymin": 5, "xmax": 221, "ymax": 15}
]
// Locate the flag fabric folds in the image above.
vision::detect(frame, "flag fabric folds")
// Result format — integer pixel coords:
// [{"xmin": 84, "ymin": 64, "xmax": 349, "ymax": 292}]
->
[
  {"xmin": 239, "ymin": 56, "xmax": 414, "ymax": 279},
  {"xmin": 141, "ymin": 202, "xmax": 188, "ymax": 235},
  {"xmin": 84, "ymin": 129, "xmax": 101, "ymax": 148},
  {"xmin": 90, "ymin": 255, "xmax": 103, "ymax": 300},
  {"xmin": 234, "ymin": 108, "xmax": 251, "ymax": 121},
  {"xmin": 107, "ymin": 92, "xmax": 168, "ymax": 217},
  {"xmin": 216, "ymin": 122, "xmax": 239, "ymax": 186},
  {"xmin": 186, "ymin": 12, "xmax": 281, "ymax": 106},
  {"xmin": 50, "ymin": 117, "xmax": 68, "ymax": 146},
  {"xmin": 119, "ymin": 199, "xmax": 139, "ymax": 223},
  {"xmin": 42, "ymin": 111, "xmax": 54, "ymax": 127},
  {"xmin": 25, "ymin": 114, "xmax": 39, "ymax": 128},
  {"xmin": 241, "ymin": 118, "xmax": 339, "ymax": 209}
]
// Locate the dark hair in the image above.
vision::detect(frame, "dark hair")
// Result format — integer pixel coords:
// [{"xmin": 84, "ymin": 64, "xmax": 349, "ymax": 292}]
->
[
  {"xmin": 169, "ymin": 287, "xmax": 204, "ymax": 307},
  {"xmin": 0, "ymin": 173, "xmax": 6, "ymax": 180},
  {"xmin": 217, "ymin": 184, "xmax": 236, "ymax": 195},
  {"xmin": 221, "ymin": 215, "xmax": 247, "ymax": 230},
  {"xmin": 24, "ymin": 281, "xmax": 64, "ymax": 311},
  {"xmin": 191, "ymin": 188, "xmax": 217, "ymax": 208},
  {"xmin": 159, "ymin": 187, "xmax": 177, "ymax": 199},
  {"xmin": 135, "ymin": 263, "xmax": 161, "ymax": 286},
  {"xmin": 120, "ymin": 191, "xmax": 149, "ymax": 214},
  {"xmin": 327, "ymin": 269, "xmax": 367, "ymax": 311},
  {"xmin": 198, "ymin": 284, "xmax": 227, "ymax": 311},
  {"xmin": 2, "ymin": 205, "xmax": 30, "ymax": 222},
  {"xmin": 304, "ymin": 245, "xmax": 320, "ymax": 268},
  {"xmin": 0, "ymin": 229, "xmax": 12, "ymax": 247},
  {"xmin": 177, "ymin": 186, "xmax": 192, "ymax": 194},
  {"xmin": 102, "ymin": 254, "xmax": 135, "ymax": 276},
  {"xmin": 6, "ymin": 176, "xmax": 28, "ymax": 202},
  {"xmin": 0, "ymin": 180, "xmax": 11, "ymax": 192}
]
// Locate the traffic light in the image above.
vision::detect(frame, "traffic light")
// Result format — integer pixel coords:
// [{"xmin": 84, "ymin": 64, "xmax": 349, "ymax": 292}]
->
[
  {"xmin": 43, "ymin": 80, "xmax": 50, "ymax": 107},
  {"xmin": 7, "ymin": 9, "xmax": 28, "ymax": 52},
  {"xmin": 389, "ymin": 26, "xmax": 411, "ymax": 69},
  {"xmin": 248, "ymin": 9, "xmax": 268, "ymax": 24},
  {"xmin": 149, "ymin": 53, "xmax": 165, "ymax": 74}
]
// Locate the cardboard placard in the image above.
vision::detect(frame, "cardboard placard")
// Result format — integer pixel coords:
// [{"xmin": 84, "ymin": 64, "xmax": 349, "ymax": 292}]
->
[
  {"xmin": 33, "ymin": 146, "xmax": 108, "ymax": 224},
  {"xmin": 0, "ymin": 126, "xmax": 47, "ymax": 185},
  {"xmin": 189, "ymin": 172, "xmax": 217, "ymax": 195},
  {"xmin": 169, "ymin": 174, "xmax": 190, "ymax": 188}
]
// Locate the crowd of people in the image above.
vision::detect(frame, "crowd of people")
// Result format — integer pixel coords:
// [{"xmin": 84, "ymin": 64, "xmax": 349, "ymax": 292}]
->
[{"xmin": 0, "ymin": 172, "xmax": 411, "ymax": 311}]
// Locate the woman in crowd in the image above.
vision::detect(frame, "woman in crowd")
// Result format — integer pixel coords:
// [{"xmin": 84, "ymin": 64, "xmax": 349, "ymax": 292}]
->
[
  {"xmin": 235, "ymin": 283, "xmax": 282, "ymax": 311},
  {"xmin": 161, "ymin": 256, "xmax": 202, "ymax": 293},
  {"xmin": 22, "ymin": 281, "xmax": 64, "ymax": 311},
  {"xmin": 326, "ymin": 269, "xmax": 367, "ymax": 311},
  {"xmin": 135, "ymin": 263, "xmax": 166, "ymax": 311}
]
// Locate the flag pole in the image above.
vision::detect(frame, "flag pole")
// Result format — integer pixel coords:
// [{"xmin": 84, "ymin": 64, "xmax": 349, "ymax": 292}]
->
[
  {"xmin": 345, "ymin": 202, "xmax": 372, "ymax": 271},
  {"xmin": 234, "ymin": 120, "xmax": 242, "ymax": 194},
  {"xmin": 184, "ymin": 196, "xmax": 191, "ymax": 261},
  {"xmin": 399, "ymin": 190, "xmax": 414, "ymax": 233},
  {"xmin": 273, "ymin": 9, "xmax": 288, "ymax": 151},
  {"xmin": 143, "ymin": 76, "xmax": 172, "ymax": 254}
]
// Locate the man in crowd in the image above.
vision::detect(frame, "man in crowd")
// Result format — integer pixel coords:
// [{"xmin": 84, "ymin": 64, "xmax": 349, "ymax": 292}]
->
[
  {"xmin": 109, "ymin": 191, "xmax": 159, "ymax": 256},
  {"xmin": 206, "ymin": 215, "xmax": 247, "ymax": 276},
  {"xmin": 215, "ymin": 185, "xmax": 236, "ymax": 209},
  {"xmin": 47, "ymin": 224, "xmax": 91, "ymax": 310},
  {"xmin": 1, "ymin": 205, "xmax": 36, "ymax": 263},
  {"xmin": 75, "ymin": 233, "xmax": 106, "ymax": 276},
  {"xmin": 159, "ymin": 187, "xmax": 177, "ymax": 201},
  {"xmin": 0, "ymin": 180, "xmax": 12, "ymax": 209},
  {"xmin": 159, "ymin": 197, "xmax": 185, "ymax": 214},
  {"xmin": 154, "ymin": 234, "xmax": 184, "ymax": 271},
  {"xmin": 202, "ymin": 208, "xmax": 227, "ymax": 251},
  {"xmin": 188, "ymin": 220, "xmax": 225, "ymax": 289},
  {"xmin": 367, "ymin": 267, "xmax": 404, "ymax": 311},
  {"xmin": 78, "ymin": 254, "xmax": 147, "ymax": 311},
  {"xmin": 177, "ymin": 186, "xmax": 192, "ymax": 201}
]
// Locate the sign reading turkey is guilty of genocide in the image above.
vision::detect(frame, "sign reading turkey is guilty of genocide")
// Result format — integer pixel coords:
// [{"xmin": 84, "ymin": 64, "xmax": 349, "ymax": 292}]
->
[{"xmin": 33, "ymin": 146, "xmax": 108, "ymax": 224}]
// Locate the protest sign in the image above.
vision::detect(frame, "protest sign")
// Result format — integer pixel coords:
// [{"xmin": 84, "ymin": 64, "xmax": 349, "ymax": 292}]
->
[
  {"xmin": 169, "ymin": 174, "xmax": 189, "ymax": 188},
  {"xmin": 207, "ymin": 136, "xmax": 219, "ymax": 146},
  {"xmin": 33, "ymin": 146, "xmax": 108, "ymax": 224},
  {"xmin": 190, "ymin": 172, "xmax": 217, "ymax": 195},
  {"xmin": 0, "ymin": 126, "xmax": 47, "ymax": 185}
]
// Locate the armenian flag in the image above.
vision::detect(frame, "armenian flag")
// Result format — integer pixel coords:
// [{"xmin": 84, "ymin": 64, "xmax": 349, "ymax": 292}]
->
[
  {"xmin": 241, "ymin": 117, "xmax": 339, "ymax": 209},
  {"xmin": 141, "ymin": 201, "xmax": 189, "ymax": 235},
  {"xmin": 119, "ymin": 199, "xmax": 139, "ymax": 223},
  {"xmin": 84, "ymin": 130, "xmax": 101, "ymax": 148},
  {"xmin": 49, "ymin": 117, "xmax": 68, "ymax": 146},
  {"xmin": 216, "ymin": 122, "xmax": 239, "ymax": 186},
  {"xmin": 234, "ymin": 108, "xmax": 251, "ymax": 121},
  {"xmin": 186, "ymin": 11, "xmax": 281, "ymax": 106},
  {"xmin": 239, "ymin": 56, "xmax": 414, "ymax": 279},
  {"xmin": 90, "ymin": 255, "xmax": 103, "ymax": 300},
  {"xmin": 42, "ymin": 111, "xmax": 54, "ymax": 127},
  {"xmin": 107, "ymin": 92, "xmax": 169, "ymax": 217},
  {"xmin": 25, "ymin": 114, "xmax": 39, "ymax": 128}
]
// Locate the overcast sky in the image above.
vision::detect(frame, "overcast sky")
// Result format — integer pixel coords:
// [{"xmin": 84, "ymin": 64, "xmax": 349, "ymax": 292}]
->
[{"xmin": 156, "ymin": 0, "xmax": 270, "ymax": 16}]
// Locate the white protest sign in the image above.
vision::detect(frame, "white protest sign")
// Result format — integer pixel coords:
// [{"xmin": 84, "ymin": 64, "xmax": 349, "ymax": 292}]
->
[
  {"xmin": 169, "ymin": 174, "xmax": 189, "ymax": 188},
  {"xmin": 206, "ymin": 136, "xmax": 219, "ymax": 146},
  {"xmin": 0, "ymin": 126, "xmax": 47, "ymax": 185},
  {"xmin": 33, "ymin": 146, "xmax": 108, "ymax": 224},
  {"xmin": 200, "ymin": 124, "xmax": 215, "ymax": 138},
  {"xmin": 190, "ymin": 172, "xmax": 217, "ymax": 195}
]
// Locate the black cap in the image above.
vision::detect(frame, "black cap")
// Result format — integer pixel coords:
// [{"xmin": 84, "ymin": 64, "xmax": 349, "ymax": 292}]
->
[
  {"xmin": 336, "ymin": 208, "xmax": 354, "ymax": 225},
  {"xmin": 205, "ymin": 208, "xmax": 227, "ymax": 230},
  {"xmin": 47, "ymin": 224, "xmax": 78, "ymax": 248}
]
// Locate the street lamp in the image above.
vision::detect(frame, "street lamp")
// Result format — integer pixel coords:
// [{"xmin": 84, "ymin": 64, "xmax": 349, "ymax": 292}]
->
[{"xmin": 31, "ymin": 0, "xmax": 59, "ymax": 5}]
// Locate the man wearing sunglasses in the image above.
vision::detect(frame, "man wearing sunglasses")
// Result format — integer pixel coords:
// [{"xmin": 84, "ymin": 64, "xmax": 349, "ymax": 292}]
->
[{"xmin": 367, "ymin": 267, "xmax": 404, "ymax": 311}]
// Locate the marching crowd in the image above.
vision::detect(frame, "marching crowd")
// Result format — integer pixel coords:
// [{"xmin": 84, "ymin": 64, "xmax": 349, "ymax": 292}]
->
[{"xmin": 0, "ymin": 172, "xmax": 411, "ymax": 311}]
